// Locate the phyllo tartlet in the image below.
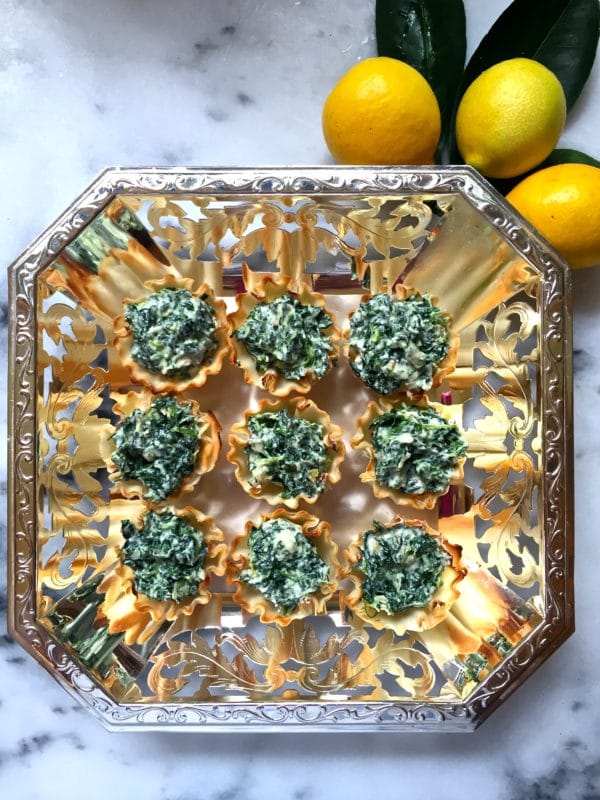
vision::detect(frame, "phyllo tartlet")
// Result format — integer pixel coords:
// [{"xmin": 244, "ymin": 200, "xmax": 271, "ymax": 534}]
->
[
  {"xmin": 114, "ymin": 275, "xmax": 229, "ymax": 392},
  {"xmin": 352, "ymin": 396, "xmax": 467, "ymax": 509},
  {"xmin": 229, "ymin": 269, "xmax": 339, "ymax": 396},
  {"xmin": 346, "ymin": 286, "xmax": 458, "ymax": 395},
  {"xmin": 108, "ymin": 391, "xmax": 220, "ymax": 502},
  {"xmin": 99, "ymin": 505, "xmax": 227, "ymax": 645},
  {"xmin": 227, "ymin": 509, "xmax": 340, "ymax": 624},
  {"xmin": 228, "ymin": 397, "xmax": 345, "ymax": 508},
  {"xmin": 341, "ymin": 517, "xmax": 465, "ymax": 635}
]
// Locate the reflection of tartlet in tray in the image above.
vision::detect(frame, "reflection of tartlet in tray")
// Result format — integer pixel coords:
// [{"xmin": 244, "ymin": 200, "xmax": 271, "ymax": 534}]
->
[
  {"xmin": 226, "ymin": 509, "xmax": 341, "ymax": 625},
  {"xmin": 105, "ymin": 391, "xmax": 221, "ymax": 502},
  {"xmin": 114, "ymin": 274, "xmax": 229, "ymax": 392},
  {"xmin": 352, "ymin": 395, "xmax": 467, "ymax": 510},
  {"xmin": 228, "ymin": 267, "xmax": 339, "ymax": 397},
  {"xmin": 227, "ymin": 396, "xmax": 345, "ymax": 509},
  {"xmin": 341, "ymin": 517, "xmax": 465, "ymax": 635},
  {"xmin": 99, "ymin": 505, "xmax": 227, "ymax": 645},
  {"xmin": 345, "ymin": 285, "xmax": 459, "ymax": 396}
]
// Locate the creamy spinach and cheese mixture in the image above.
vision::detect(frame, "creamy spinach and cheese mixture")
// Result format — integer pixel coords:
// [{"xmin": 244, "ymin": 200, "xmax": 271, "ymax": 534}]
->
[
  {"xmin": 370, "ymin": 404, "xmax": 467, "ymax": 495},
  {"xmin": 349, "ymin": 292, "xmax": 450, "ymax": 394},
  {"xmin": 122, "ymin": 510, "xmax": 207, "ymax": 602},
  {"xmin": 112, "ymin": 395, "xmax": 200, "ymax": 501},
  {"xmin": 239, "ymin": 518, "xmax": 330, "ymax": 613},
  {"xmin": 125, "ymin": 287, "xmax": 218, "ymax": 378},
  {"xmin": 359, "ymin": 522, "xmax": 450, "ymax": 614},
  {"xmin": 245, "ymin": 410, "xmax": 330, "ymax": 499},
  {"xmin": 233, "ymin": 294, "xmax": 334, "ymax": 380}
]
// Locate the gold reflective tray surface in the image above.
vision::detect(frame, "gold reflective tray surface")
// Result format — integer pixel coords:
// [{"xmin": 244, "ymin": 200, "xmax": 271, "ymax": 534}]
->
[{"xmin": 7, "ymin": 167, "xmax": 573, "ymax": 732}]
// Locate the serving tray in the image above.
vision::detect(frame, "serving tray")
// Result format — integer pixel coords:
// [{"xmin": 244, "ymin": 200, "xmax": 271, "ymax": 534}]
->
[{"xmin": 7, "ymin": 167, "xmax": 573, "ymax": 732}]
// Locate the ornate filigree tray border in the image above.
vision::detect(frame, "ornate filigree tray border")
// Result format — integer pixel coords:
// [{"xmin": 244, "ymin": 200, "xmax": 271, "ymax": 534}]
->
[{"xmin": 7, "ymin": 166, "xmax": 573, "ymax": 731}]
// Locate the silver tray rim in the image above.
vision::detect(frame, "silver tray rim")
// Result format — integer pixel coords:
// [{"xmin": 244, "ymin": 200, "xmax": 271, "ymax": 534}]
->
[{"xmin": 7, "ymin": 165, "xmax": 574, "ymax": 732}]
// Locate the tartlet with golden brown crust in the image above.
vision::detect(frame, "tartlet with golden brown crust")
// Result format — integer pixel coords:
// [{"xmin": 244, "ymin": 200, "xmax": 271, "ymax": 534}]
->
[
  {"xmin": 351, "ymin": 395, "xmax": 467, "ymax": 510},
  {"xmin": 340, "ymin": 517, "xmax": 465, "ymax": 636},
  {"xmin": 227, "ymin": 396, "xmax": 345, "ymax": 509},
  {"xmin": 99, "ymin": 505, "xmax": 227, "ymax": 646},
  {"xmin": 228, "ymin": 267, "xmax": 340, "ymax": 397},
  {"xmin": 105, "ymin": 390, "xmax": 221, "ymax": 502},
  {"xmin": 344, "ymin": 284, "xmax": 459, "ymax": 397},
  {"xmin": 114, "ymin": 274, "xmax": 229, "ymax": 393},
  {"xmin": 226, "ymin": 508, "xmax": 341, "ymax": 626}
]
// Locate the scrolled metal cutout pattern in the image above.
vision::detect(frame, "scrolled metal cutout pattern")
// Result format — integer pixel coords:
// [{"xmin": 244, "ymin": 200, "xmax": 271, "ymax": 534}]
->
[{"xmin": 8, "ymin": 168, "xmax": 572, "ymax": 730}]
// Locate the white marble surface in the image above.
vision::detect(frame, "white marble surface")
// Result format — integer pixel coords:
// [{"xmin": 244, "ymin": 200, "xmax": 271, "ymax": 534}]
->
[{"xmin": 1, "ymin": 0, "xmax": 599, "ymax": 797}]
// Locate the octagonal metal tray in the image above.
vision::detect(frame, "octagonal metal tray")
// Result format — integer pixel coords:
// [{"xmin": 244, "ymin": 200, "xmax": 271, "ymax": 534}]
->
[{"xmin": 7, "ymin": 166, "xmax": 573, "ymax": 732}]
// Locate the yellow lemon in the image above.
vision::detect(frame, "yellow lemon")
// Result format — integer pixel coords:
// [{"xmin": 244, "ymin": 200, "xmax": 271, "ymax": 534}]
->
[
  {"xmin": 322, "ymin": 57, "xmax": 441, "ymax": 165},
  {"xmin": 456, "ymin": 58, "xmax": 566, "ymax": 179},
  {"xmin": 507, "ymin": 163, "xmax": 600, "ymax": 268}
]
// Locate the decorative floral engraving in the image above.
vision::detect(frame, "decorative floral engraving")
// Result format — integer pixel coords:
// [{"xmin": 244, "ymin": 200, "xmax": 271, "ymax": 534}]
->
[{"xmin": 8, "ymin": 168, "xmax": 572, "ymax": 731}]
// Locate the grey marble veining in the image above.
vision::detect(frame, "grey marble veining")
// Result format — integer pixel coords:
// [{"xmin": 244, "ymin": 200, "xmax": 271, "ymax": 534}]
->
[{"xmin": 1, "ymin": 0, "xmax": 599, "ymax": 798}]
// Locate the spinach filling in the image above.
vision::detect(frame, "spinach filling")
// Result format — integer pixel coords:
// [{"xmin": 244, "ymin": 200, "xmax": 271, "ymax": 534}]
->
[
  {"xmin": 349, "ymin": 292, "xmax": 450, "ymax": 394},
  {"xmin": 233, "ymin": 294, "xmax": 334, "ymax": 380},
  {"xmin": 370, "ymin": 404, "xmax": 467, "ymax": 495},
  {"xmin": 359, "ymin": 522, "xmax": 450, "ymax": 615},
  {"xmin": 122, "ymin": 510, "xmax": 207, "ymax": 602},
  {"xmin": 240, "ymin": 518, "xmax": 330, "ymax": 614},
  {"xmin": 245, "ymin": 410, "xmax": 329, "ymax": 499},
  {"xmin": 125, "ymin": 287, "xmax": 218, "ymax": 378},
  {"xmin": 112, "ymin": 395, "xmax": 200, "ymax": 502}
]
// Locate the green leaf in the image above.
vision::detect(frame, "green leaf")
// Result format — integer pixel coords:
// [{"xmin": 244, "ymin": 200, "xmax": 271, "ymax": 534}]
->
[
  {"xmin": 375, "ymin": 0, "xmax": 466, "ymax": 163},
  {"xmin": 490, "ymin": 148, "xmax": 600, "ymax": 195},
  {"xmin": 461, "ymin": 0, "xmax": 600, "ymax": 111},
  {"xmin": 539, "ymin": 148, "xmax": 600, "ymax": 168}
]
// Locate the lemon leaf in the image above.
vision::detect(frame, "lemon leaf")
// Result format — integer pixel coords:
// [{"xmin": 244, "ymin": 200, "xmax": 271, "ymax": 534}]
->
[
  {"xmin": 375, "ymin": 0, "xmax": 466, "ymax": 163},
  {"xmin": 539, "ymin": 148, "xmax": 600, "ymax": 169},
  {"xmin": 490, "ymin": 148, "xmax": 600, "ymax": 195}
]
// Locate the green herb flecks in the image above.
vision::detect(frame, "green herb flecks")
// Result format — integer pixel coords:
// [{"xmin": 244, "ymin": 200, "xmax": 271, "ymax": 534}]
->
[
  {"xmin": 112, "ymin": 395, "xmax": 200, "ymax": 502},
  {"xmin": 461, "ymin": 653, "xmax": 490, "ymax": 684},
  {"xmin": 488, "ymin": 632, "xmax": 512, "ymax": 656},
  {"xmin": 371, "ymin": 404, "xmax": 467, "ymax": 495},
  {"xmin": 359, "ymin": 521, "xmax": 450, "ymax": 615},
  {"xmin": 240, "ymin": 517, "xmax": 330, "ymax": 614},
  {"xmin": 349, "ymin": 292, "xmax": 450, "ymax": 394},
  {"xmin": 246, "ymin": 410, "xmax": 329, "ymax": 500},
  {"xmin": 125, "ymin": 287, "xmax": 218, "ymax": 378},
  {"xmin": 122, "ymin": 510, "xmax": 207, "ymax": 602},
  {"xmin": 234, "ymin": 294, "xmax": 334, "ymax": 381}
]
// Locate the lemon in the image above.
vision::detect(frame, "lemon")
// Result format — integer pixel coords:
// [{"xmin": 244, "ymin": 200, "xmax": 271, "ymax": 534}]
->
[
  {"xmin": 507, "ymin": 163, "xmax": 600, "ymax": 268},
  {"xmin": 322, "ymin": 57, "xmax": 441, "ymax": 165},
  {"xmin": 456, "ymin": 58, "xmax": 566, "ymax": 179}
]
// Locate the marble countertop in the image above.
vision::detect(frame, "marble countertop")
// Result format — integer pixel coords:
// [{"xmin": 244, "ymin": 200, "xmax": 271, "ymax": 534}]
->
[{"xmin": 1, "ymin": 1, "xmax": 599, "ymax": 797}]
